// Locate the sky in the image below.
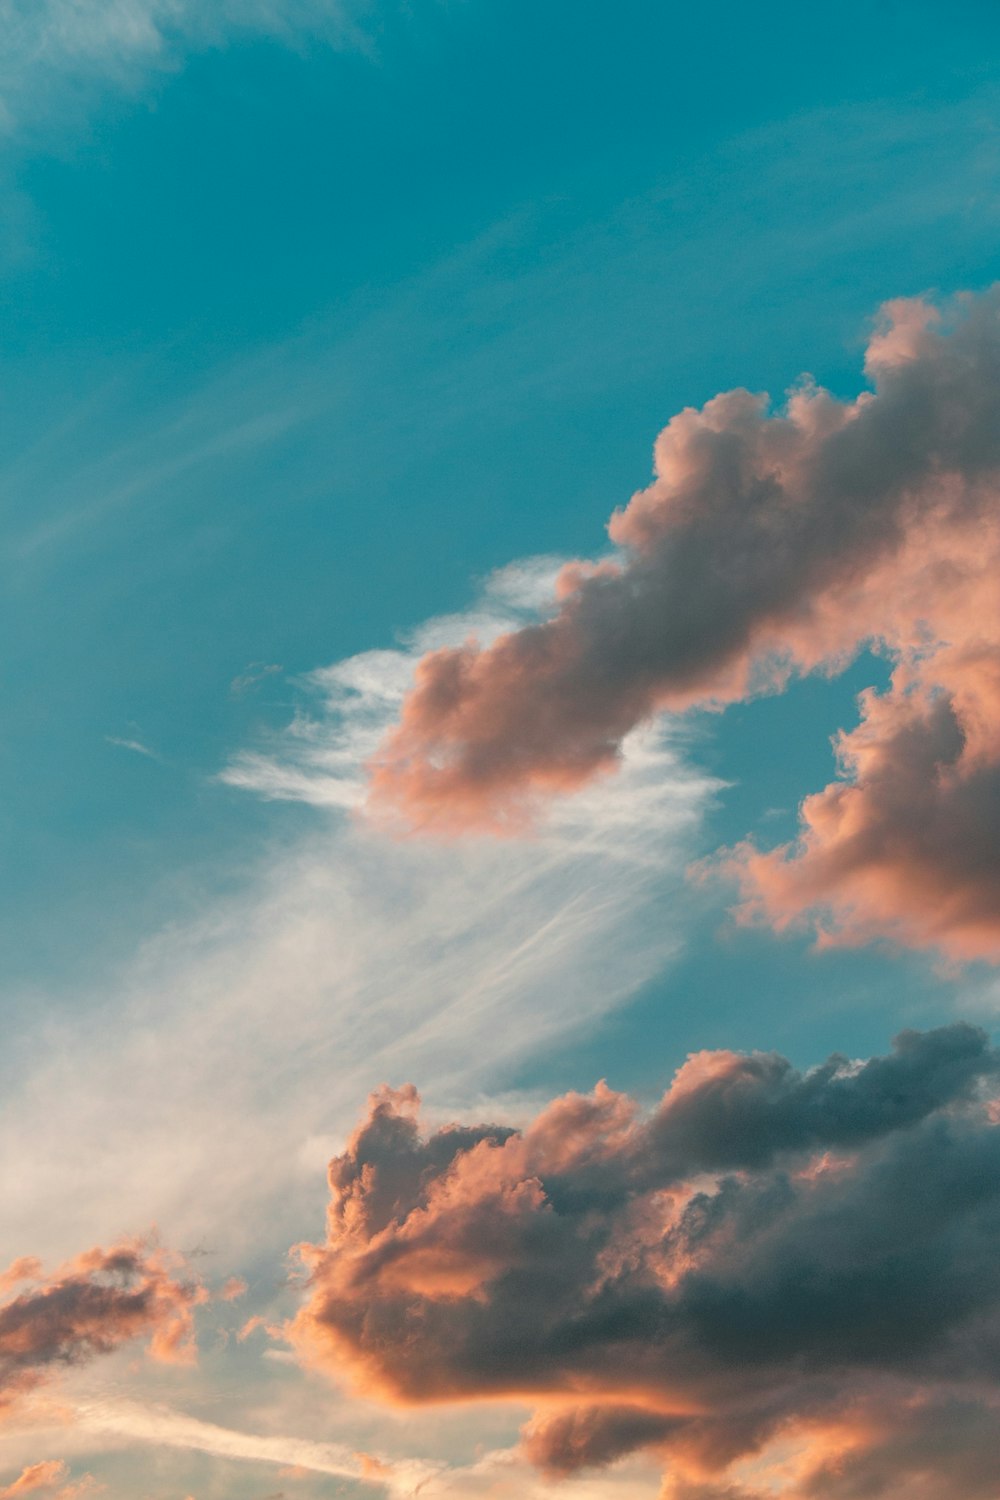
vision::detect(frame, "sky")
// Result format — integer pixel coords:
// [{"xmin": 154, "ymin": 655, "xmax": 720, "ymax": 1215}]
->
[{"xmin": 2, "ymin": 1, "xmax": 1000, "ymax": 1496}]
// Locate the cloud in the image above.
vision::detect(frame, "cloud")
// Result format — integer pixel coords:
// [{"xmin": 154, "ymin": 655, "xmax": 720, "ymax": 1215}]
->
[
  {"xmin": 0, "ymin": 568, "xmax": 715, "ymax": 1292},
  {"xmin": 230, "ymin": 663, "xmax": 283, "ymax": 697},
  {"xmin": 70, "ymin": 1396, "xmax": 437, "ymax": 1491},
  {"xmin": 0, "ymin": 1464, "xmax": 67, "ymax": 1498},
  {"xmin": 369, "ymin": 290, "xmax": 1000, "ymax": 960},
  {"xmin": 289, "ymin": 1024, "xmax": 1000, "ymax": 1499},
  {"xmin": 0, "ymin": 1241, "xmax": 203, "ymax": 1415},
  {"xmin": 0, "ymin": 1462, "xmax": 95, "ymax": 1500},
  {"xmin": 104, "ymin": 735, "xmax": 159, "ymax": 760},
  {"xmin": 654, "ymin": 1389, "xmax": 1000, "ymax": 1500},
  {"xmin": 726, "ymin": 651, "xmax": 1000, "ymax": 962},
  {"xmin": 0, "ymin": 571, "xmax": 712, "ymax": 1497},
  {"xmin": 0, "ymin": 0, "xmax": 367, "ymax": 136}
]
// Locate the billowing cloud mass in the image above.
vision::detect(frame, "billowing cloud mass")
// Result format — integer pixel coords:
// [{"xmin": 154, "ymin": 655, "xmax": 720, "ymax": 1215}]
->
[
  {"xmin": 291, "ymin": 1024, "xmax": 1000, "ymax": 1499},
  {"xmin": 370, "ymin": 290, "xmax": 1000, "ymax": 959},
  {"xmin": 0, "ymin": 1240, "xmax": 202, "ymax": 1414}
]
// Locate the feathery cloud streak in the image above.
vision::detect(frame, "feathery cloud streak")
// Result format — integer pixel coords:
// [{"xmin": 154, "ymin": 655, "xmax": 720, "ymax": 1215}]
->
[
  {"xmin": 371, "ymin": 290, "xmax": 1000, "ymax": 960},
  {"xmin": 291, "ymin": 1024, "xmax": 1000, "ymax": 1499}
]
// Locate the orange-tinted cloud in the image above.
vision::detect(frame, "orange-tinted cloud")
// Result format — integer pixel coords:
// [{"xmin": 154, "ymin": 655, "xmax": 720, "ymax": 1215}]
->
[
  {"xmin": 369, "ymin": 290, "xmax": 1000, "ymax": 957},
  {"xmin": 657, "ymin": 1390, "xmax": 1000, "ymax": 1500},
  {"xmin": 291, "ymin": 1027, "xmax": 1000, "ymax": 1498},
  {"xmin": 0, "ymin": 1239, "xmax": 204, "ymax": 1413}
]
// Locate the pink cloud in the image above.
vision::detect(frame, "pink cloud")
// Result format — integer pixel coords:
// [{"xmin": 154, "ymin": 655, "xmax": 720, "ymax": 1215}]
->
[{"xmin": 369, "ymin": 290, "xmax": 1000, "ymax": 958}]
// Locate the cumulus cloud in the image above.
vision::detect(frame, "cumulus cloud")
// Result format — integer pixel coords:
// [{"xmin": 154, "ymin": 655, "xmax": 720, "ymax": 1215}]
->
[
  {"xmin": 370, "ymin": 290, "xmax": 1000, "ymax": 960},
  {"xmin": 290, "ymin": 1024, "xmax": 1000, "ymax": 1499},
  {"xmin": 0, "ymin": 1241, "xmax": 203, "ymax": 1414}
]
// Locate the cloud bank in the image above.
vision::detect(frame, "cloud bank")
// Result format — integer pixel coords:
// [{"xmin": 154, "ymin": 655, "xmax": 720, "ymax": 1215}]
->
[
  {"xmin": 371, "ymin": 290, "xmax": 1000, "ymax": 960},
  {"xmin": 291, "ymin": 1024, "xmax": 1000, "ymax": 1499},
  {"xmin": 0, "ymin": 1241, "xmax": 201, "ymax": 1415}
]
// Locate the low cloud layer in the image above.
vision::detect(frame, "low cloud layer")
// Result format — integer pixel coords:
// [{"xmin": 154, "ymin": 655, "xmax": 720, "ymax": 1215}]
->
[
  {"xmin": 370, "ymin": 290, "xmax": 1000, "ymax": 960},
  {"xmin": 291, "ymin": 1024, "xmax": 1000, "ymax": 1498},
  {"xmin": 0, "ymin": 1241, "xmax": 202, "ymax": 1415}
]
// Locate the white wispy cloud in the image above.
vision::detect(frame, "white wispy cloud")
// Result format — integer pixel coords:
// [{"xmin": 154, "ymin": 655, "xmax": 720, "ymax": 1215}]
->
[
  {"xmin": 71, "ymin": 1396, "xmax": 436, "ymax": 1491},
  {"xmin": 0, "ymin": 565, "xmax": 715, "ymax": 1494},
  {"xmin": 0, "ymin": 0, "xmax": 368, "ymax": 135},
  {"xmin": 55, "ymin": 1394, "xmax": 662, "ymax": 1499},
  {"xmin": 0, "ymin": 563, "xmax": 716, "ymax": 1275},
  {"xmin": 221, "ymin": 557, "xmax": 571, "ymax": 809},
  {"xmin": 105, "ymin": 733, "xmax": 160, "ymax": 759},
  {"xmin": 401, "ymin": 1445, "xmax": 663, "ymax": 1500},
  {"xmin": 229, "ymin": 662, "xmax": 283, "ymax": 697}
]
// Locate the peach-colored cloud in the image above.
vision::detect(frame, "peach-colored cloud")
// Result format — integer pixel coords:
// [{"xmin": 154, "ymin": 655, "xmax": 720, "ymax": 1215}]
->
[
  {"xmin": 369, "ymin": 290, "xmax": 1000, "ymax": 958},
  {"xmin": 0, "ymin": 1462, "xmax": 97, "ymax": 1500},
  {"xmin": 290, "ymin": 1027, "xmax": 1000, "ymax": 1498},
  {"xmin": 0, "ymin": 1239, "xmax": 204, "ymax": 1414}
]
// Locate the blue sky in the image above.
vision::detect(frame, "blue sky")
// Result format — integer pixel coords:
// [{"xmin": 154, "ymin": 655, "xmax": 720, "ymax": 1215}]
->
[{"xmin": 2, "ymin": 3, "xmax": 1000, "ymax": 1497}]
